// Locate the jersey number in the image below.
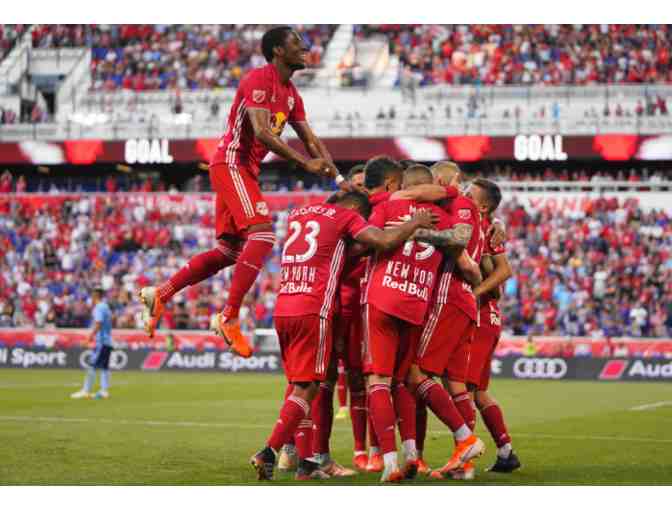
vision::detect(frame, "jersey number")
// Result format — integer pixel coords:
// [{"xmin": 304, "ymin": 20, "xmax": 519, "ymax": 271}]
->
[
  {"xmin": 401, "ymin": 240, "xmax": 435, "ymax": 261},
  {"xmin": 282, "ymin": 220, "xmax": 320, "ymax": 263}
]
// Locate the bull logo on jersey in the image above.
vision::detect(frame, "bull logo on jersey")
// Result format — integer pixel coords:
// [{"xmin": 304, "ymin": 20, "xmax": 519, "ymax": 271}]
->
[
  {"xmin": 271, "ymin": 112, "xmax": 288, "ymax": 136},
  {"xmin": 256, "ymin": 201, "xmax": 269, "ymax": 216},
  {"xmin": 252, "ymin": 90, "xmax": 266, "ymax": 104}
]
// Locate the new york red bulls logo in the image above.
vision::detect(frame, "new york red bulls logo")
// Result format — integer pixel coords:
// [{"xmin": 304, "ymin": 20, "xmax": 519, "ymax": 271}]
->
[{"xmin": 252, "ymin": 89, "xmax": 266, "ymax": 104}]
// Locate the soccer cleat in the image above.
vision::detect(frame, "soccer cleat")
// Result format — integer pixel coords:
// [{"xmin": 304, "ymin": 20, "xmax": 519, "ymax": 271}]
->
[
  {"xmin": 365, "ymin": 452, "xmax": 384, "ymax": 472},
  {"xmin": 210, "ymin": 313, "xmax": 253, "ymax": 358},
  {"xmin": 250, "ymin": 446, "xmax": 276, "ymax": 481},
  {"xmin": 402, "ymin": 459, "xmax": 419, "ymax": 480},
  {"xmin": 417, "ymin": 458, "xmax": 431, "ymax": 475},
  {"xmin": 380, "ymin": 467, "xmax": 403, "ymax": 483},
  {"xmin": 278, "ymin": 444, "xmax": 298, "ymax": 472},
  {"xmin": 93, "ymin": 390, "xmax": 110, "ymax": 400},
  {"xmin": 431, "ymin": 435, "xmax": 485, "ymax": 478},
  {"xmin": 450, "ymin": 460, "xmax": 476, "ymax": 480},
  {"xmin": 353, "ymin": 453, "xmax": 369, "ymax": 471},
  {"xmin": 70, "ymin": 389, "xmax": 92, "ymax": 399},
  {"xmin": 488, "ymin": 451, "xmax": 521, "ymax": 473},
  {"xmin": 335, "ymin": 406, "xmax": 349, "ymax": 420},
  {"xmin": 320, "ymin": 460, "xmax": 357, "ymax": 477},
  {"xmin": 140, "ymin": 287, "xmax": 164, "ymax": 338},
  {"xmin": 295, "ymin": 458, "xmax": 331, "ymax": 481}
]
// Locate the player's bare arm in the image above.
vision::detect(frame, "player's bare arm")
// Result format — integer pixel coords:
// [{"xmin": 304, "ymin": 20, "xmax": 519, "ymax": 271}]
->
[
  {"xmin": 456, "ymin": 251, "xmax": 483, "ymax": 287},
  {"xmin": 292, "ymin": 121, "xmax": 340, "ymax": 180},
  {"xmin": 412, "ymin": 223, "xmax": 473, "ymax": 251},
  {"xmin": 390, "ymin": 183, "xmax": 458, "ymax": 202},
  {"xmin": 488, "ymin": 217, "xmax": 507, "ymax": 247},
  {"xmin": 474, "ymin": 252, "xmax": 512, "ymax": 299},
  {"xmin": 87, "ymin": 321, "xmax": 101, "ymax": 346},
  {"xmin": 355, "ymin": 209, "xmax": 435, "ymax": 252},
  {"xmin": 247, "ymin": 107, "xmax": 329, "ymax": 176}
]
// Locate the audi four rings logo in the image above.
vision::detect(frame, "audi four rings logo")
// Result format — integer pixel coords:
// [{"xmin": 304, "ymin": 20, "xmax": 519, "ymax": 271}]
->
[
  {"xmin": 513, "ymin": 358, "xmax": 568, "ymax": 379},
  {"xmin": 79, "ymin": 350, "xmax": 129, "ymax": 370}
]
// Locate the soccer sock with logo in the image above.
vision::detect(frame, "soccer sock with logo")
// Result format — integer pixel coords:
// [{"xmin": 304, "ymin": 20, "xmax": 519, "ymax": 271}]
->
[
  {"xmin": 157, "ymin": 242, "xmax": 240, "ymax": 302},
  {"xmin": 311, "ymin": 383, "xmax": 334, "ymax": 457},
  {"xmin": 267, "ymin": 395, "xmax": 310, "ymax": 452},
  {"xmin": 480, "ymin": 403, "xmax": 512, "ymax": 455},
  {"xmin": 367, "ymin": 383, "xmax": 397, "ymax": 455},
  {"xmin": 223, "ymin": 232, "xmax": 276, "ymax": 320},
  {"xmin": 453, "ymin": 391, "xmax": 476, "ymax": 431},
  {"xmin": 416, "ymin": 378, "xmax": 470, "ymax": 441},
  {"xmin": 83, "ymin": 367, "xmax": 96, "ymax": 393},
  {"xmin": 337, "ymin": 365, "xmax": 347, "ymax": 408},
  {"xmin": 415, "ymin": 398, "xmax": 428, "ymax": 456},
  {"xmin": 349, "ymin": 389, "xmax": 368, "ymax": 453},
  {"xmin": 294, "ymin": 418, "xmax": 313, "ymax": 460},
  {"xmin": 392, "ymin": 382, "xmax": 417, "ymax": 460},
  {"xmin": 100, "ymin": 370, "xmax": 110, "ymax": 391}
]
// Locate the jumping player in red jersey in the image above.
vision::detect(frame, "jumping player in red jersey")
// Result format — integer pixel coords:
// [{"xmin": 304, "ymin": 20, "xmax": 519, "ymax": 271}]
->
[
  {"xmin": 140, "ymin": 26, "xmax": 341, "ymax": 356},
  {"xmin": 250, "ymin": 191, "xmax": 434, "ymax": 481},
  {"xmin": 467, "ymin": 181, "xmax": 521, "ymax": 474},
  {"xmin": 362, "ymin": 165, "xmax": 456, "ymax": 483}
]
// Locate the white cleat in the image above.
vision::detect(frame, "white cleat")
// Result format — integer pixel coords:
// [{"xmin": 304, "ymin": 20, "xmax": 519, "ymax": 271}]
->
[
  {"xmin": 94, "ymin": 390, "xmax": 110, "ymax": 400},
  {"xmin": 278, "ymin": 444, "xmax": 299, "ymax": 472},
  {"xmin": 70, "ymin": 389, "xmax": 92, "ymax": 399}
]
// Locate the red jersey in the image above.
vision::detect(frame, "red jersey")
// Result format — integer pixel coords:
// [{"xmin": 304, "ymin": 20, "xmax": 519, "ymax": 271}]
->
[
  {"xmin": 442, "ymin": 195, "xmax": 484, "ymax": 321},
  {"xmin": 211, "ymin": 64, "xmax": 306, "ymax": 175},
  {"xmin": 479, "ymin": 217, "xmax": 506, "ymax": 328},
  {"xmin": 339, "ymin": 257, "xmax": 366, "ymax": 316},
  {"xmin": 274, "ymin": 204, "xmax": 373, "ymax": 319},
  {"xmin": 363, "ymin": 199, "xmax": 451, "ymax": 325}
]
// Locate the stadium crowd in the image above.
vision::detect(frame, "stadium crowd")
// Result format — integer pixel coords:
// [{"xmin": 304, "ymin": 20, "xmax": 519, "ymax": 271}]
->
[
  {"xmin": 355, "ymin": 24, "xmax": 672, "ymax": 86},
  {"xmin": 1, "ymin": 190, "xmax": 671, "ymax": 339},
  {"xmin": 29, "ymin": 24, "xmax": 335, "ymax": 91}
]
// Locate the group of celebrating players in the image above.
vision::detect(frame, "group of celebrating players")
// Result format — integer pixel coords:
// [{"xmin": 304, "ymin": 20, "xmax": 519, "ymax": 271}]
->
[{"xmin": 138, "ymin": 25, "xmax": 521, "ymax": 483}]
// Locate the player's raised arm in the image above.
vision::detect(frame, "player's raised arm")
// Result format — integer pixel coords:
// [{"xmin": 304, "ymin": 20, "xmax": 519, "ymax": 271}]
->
[
  {"xmin": 292, "ymin": 121, "xmax": 340, "ymax": 180},
  {"xmin": 456, "ymin": 251, "xmax": 483, "ymax": 287},
  {"xmin": 390, "ymin": 183, "xmax": 459, "ymax": 202},
  {"xmin": 474, "ymin": 252, "xmax": 513, "ymax": 299},
  {"xmin": 355, "ymin": 209, "xmax": 435, "ymax": 252}
]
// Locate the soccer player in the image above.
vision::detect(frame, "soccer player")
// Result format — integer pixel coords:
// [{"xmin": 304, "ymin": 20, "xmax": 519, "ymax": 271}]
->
[
  {"xmin": 71, "ymin": 288, "xmax": 113, "ymax": 400},
  {"xmin": 362, "ymin": 164, "xmax": 455, "ymax": 483},
  {"xmin": 140, "ymin": 26, "xmax": 340, "ymax": 356},
  {"xmin": 406, "ymin": 161, "xmax": 487, "ymax": 480},
  {"xmin": 468, "ymin": 181, "xmax": 521, "ymax": 473},
  {"xmin": 250, "ymin": 191, "xmax": 435, "ymax": 481}
]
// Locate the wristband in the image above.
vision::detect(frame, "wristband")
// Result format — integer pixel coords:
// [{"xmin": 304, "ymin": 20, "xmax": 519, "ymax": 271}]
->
[{"xmin": 335, "ymin": 174, "xmax": 345, "ymax": 185}]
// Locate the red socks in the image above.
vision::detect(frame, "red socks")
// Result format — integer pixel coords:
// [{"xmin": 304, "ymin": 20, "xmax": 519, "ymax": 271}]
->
[
  {"xmin": 267, "ymin": 395, "xmax": 310, "ymax": 452},
  {"xmin": 223, "ymin": 231, "xmax": 276, "ymax": 320},
  {"xmin": 480, "ymin": 403, "xmax": 511, "ymax": 447},
  {"xmin": 392, "ymin": 382, "xmax": 416, "ymax": 442},
  {"xmin": 453, "ymin": 391, "xmax": 476, "ymax": 431},
  {"xmin": 312, "ymin": 384, "xmax": 334, "ymax": 456},
  {"xmin": 416, "ymin": 378, "xmax": 466, "ymax": 433},
  {"xmin": 415, "ymin": 398, "xmax": 428, "ymax": 453},
  {"xmin": 349, "ymin": 389, "xmax": 367, "ymax": 452},
  {"xmin": 157, "ymin": 241, "xmax": 239, "ymax": 302},
  {"xmin": 294, "ymin": 419, "xmax": 313, "ymax": 460},
  {"xmin": 367, "ymin": 383, "xmax": 397, "ymax": 455},
  {"xmin": 337, "ymin": 363, "xmax": 347, "ymax": 408}
]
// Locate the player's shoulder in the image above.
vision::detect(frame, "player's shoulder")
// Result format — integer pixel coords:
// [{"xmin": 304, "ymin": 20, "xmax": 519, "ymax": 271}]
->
[
  {"xmin": 241, "ymin": 64, "xmax": 273, "ymax": 86},
  {"xmin": 452, "ymin": 194, "xmax": 479, "ymax": 221}
]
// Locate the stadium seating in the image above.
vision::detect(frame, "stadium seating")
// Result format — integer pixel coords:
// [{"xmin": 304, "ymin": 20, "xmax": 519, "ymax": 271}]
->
[
  {"xmin": 0, "ymin": 24, "xmax": 28, "ymax": 60},
  {"xmin": 1, "ymin": 192, "xmax": 670, "ymax": 338}
]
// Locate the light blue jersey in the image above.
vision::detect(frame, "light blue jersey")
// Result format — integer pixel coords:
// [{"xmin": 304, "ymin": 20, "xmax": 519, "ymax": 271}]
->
[{"xmin": 92, "ymin": 301, "xmax": 113, "ymax": 347}]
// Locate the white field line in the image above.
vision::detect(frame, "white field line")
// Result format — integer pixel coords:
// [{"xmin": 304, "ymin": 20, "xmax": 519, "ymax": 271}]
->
[
  {"xmin": 1, "ymin": 415, "xmax": 672, "ymax": 445},
  {"xmin": 629, "ymin": 401, "xmax": 672, "ymax": 411}
]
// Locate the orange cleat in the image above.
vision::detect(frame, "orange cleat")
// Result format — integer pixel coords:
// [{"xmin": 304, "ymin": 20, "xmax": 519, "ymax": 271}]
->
[
  {"xmin": 210, "ymin": 313, "xmax": 253, "ymax": 358},
  {"xmin": 321, "ymin": 460, "xmax": 357, "ymax": 477},
  {"xmin": 366, "ymin": 452, "xmax": 384, "ymax": 473},
  {"xmin": 353, "ymin": 453, "xmax": 369, "ymax": 471},
  {"xmin": 431, "ymin": 435, "xmax": 485, "ymax": 478},
  {"xmin": 417, "ymin": 458, "xmax": 431, "ymax": 476},
  {"xmin": 381, "ymin": 469, "xmax": 403, "ymax": 483},
  {"xmin": 140, "ymin": 287, "xmax": 164, "ymax": 338}
]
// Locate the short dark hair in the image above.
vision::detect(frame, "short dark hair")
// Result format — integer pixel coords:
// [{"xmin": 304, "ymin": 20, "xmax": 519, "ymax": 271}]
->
[
  {"xmin": 363, "ymin": 156, "xmax": 403, "ymax": 190},
  {"xmin": 92, "ymin": 287, "xmax": 105, "ymax": 299},
  {"xmin": 261, "ymin": 26, "xmax": 293, "ymax": 63},
  {"xmin": 346, "ymin": 164, "xmax": 365, "ymax": 181},
  {"xmin": 331, "ymin": 190, "xmax": 372, "ymax": 218},
  {"xmin": 473, "ymin": 178, "xmax": 502, "ymax": 213}
]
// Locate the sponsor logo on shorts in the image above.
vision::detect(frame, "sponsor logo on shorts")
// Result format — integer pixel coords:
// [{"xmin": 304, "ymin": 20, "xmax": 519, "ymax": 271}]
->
[
  {"xmin": 142, "ymin": 351, "xmax": 169, "ymax": 371},
  {"xmin": 512, "ymin": 358, "xmax": 568, "ymax": 379},
  {"xmin": 256, "ymin": 201, "xmax": 269, "ymax": 216},
  {"xmin": 458, "ymin": 209, "xmax": 471, "ymax": 220},
  {"xmin": 252, "ymin": 90, "xmax": 266, "ymax": 104},
  {"xmin": 599, "ymin": 360, "xmax": 628, "ymax": 380}
]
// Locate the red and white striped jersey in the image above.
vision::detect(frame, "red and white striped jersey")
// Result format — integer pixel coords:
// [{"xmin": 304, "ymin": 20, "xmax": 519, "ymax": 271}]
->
[
  {"xmin": 211, "ymin": 64, "xmax": 306, "ymax": 176},
  {"xmin": 274, "ymin": 204, "xmax": 373, "ymax": 319}
]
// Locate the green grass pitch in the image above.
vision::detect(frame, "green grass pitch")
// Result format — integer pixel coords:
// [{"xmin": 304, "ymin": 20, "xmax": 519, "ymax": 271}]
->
[{"xmin": 1, "ymin": 369, "xmax": 671, "ymax": 485}]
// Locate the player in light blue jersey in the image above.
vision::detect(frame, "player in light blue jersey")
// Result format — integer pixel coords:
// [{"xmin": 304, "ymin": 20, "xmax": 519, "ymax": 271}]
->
[{"xmin": 71, "ymin": 288, "xmax": 113, "ymax": 400}]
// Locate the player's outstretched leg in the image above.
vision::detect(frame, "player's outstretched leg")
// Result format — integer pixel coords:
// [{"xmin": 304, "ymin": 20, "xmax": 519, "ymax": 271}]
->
[
  {"xmin": 392, "ymin": 382, "xmax": 419, "ymax": 480},
  {"xmin": 368, "ymin": 379, "xmax": 403, "ymax": 483},
  {"xmin": 415, "ymin": 398, "xmax": 430, "ymax": 475},
  {"xmin": 442, "ymin": 379, "xmax": 480, "ymax": 480},
  {"xmin": 475, "ymin": 391, "xmax": 521, "ymax": 473},
  {"xmin": 348, "ymin": 372, "xmax": 369, "ymax": 470},
  {"xmin": 141, "ymin": 239, "xmax": 240, "ymax": 337},
  {"xmin": 278, "ymin": 385, "xmax": 299, "ymax": 472}
]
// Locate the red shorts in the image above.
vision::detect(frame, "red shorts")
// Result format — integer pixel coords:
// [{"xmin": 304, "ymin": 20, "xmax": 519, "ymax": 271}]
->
[
  {"xmin": 209, "ymin": 163, "xmax": 271, "ymax": 238},
  {"xmin": 363, "ymin": 304, "xmax": 421, "ymax": 380},
  {"xmin": 467, "ymin": 324, "xmax": 501, "ymax": 391},
  {"xmin": 415, "ymin": 303, "xmax": 475, "ymax": 381},
  {"xmin": 275, "ymin": 315, "xmax": 333, "ymax": 383}
]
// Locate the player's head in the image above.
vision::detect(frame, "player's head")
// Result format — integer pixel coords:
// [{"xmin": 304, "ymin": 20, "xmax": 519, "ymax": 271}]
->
[
  {"xmin": 430, "ymin": 161, "xmax": 462, "ymax": 186},
  {"xmin": 330, "ymin": 190, "xmax": 372, "ymax": 218},
  {"xmin": 363, "ymin": 155, "xmax": 403, "ymax": 193},
  {"xmin": 469, "ymin": 178, "xmax": 502, "ymax": 215},
  {"xmin": 402, "ymin": 164, "xmax": 434, "ymax": 189},
  {"xmin": 262, "ymin": 26, "xmax": 307, "ymax": 71},
  {"xmin": 399, "ymin": 159, "xmax": 416, "ymax": 170},
  {"xmin": 92, "ymin": 287, "xmax": 105, "ymax": 303},
  {"xmin": 347, "ymin": 164, "xmax": 366, "ymax": 193}
]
